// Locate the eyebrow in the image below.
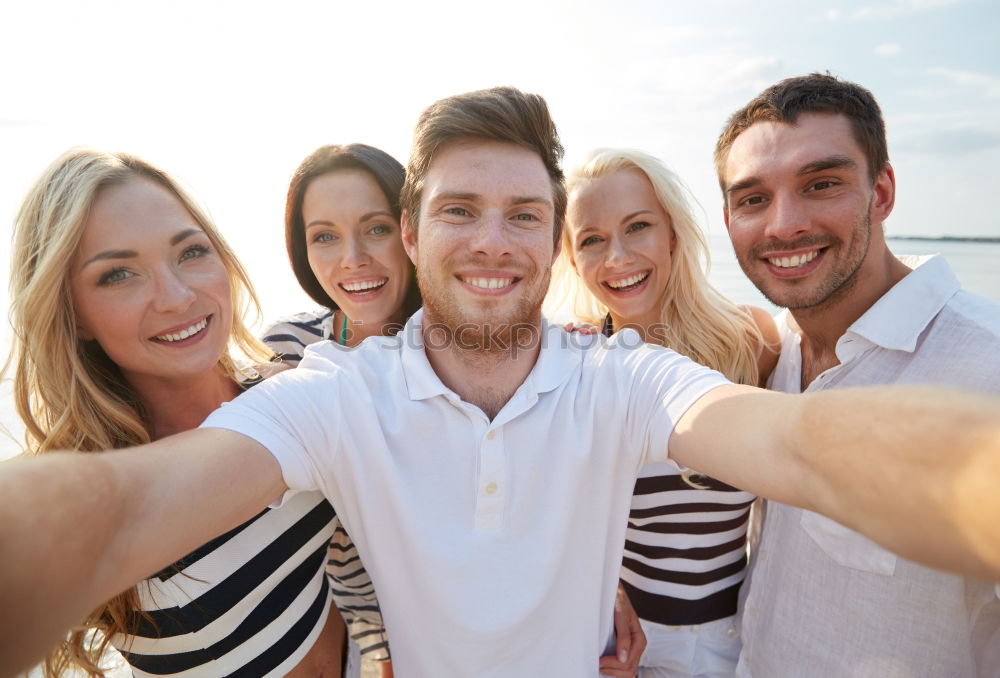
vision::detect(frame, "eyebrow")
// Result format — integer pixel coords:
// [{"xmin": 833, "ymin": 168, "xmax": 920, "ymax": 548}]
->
[
  {"xmin": 621, "ymin": 210, "xmax": 654, "ymax": 224},
  {"xmin": 797, "ymin": 155, "xmax": 857, "ymax": 175},
  {"xmin": 305, "ymin": 210, "xmax": 396, "ymax": 231},
  {"xmin": 726, "ymin": 155, "xmax": 860, "ymax": 196},
  {"xmin": 81, "ymin": 229, "xmax": 203, "ymax": 268},
  {"xmin": 431, "ymin": 191, "xmax": 553, "ymax": 207}
]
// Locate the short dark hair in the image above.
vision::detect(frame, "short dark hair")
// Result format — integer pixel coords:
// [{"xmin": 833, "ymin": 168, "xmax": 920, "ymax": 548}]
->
[
  {"xmin": 400, "ymin": 86, "xmax": 566, "ymax": 246},
  {"xmin": 284, "ymin": 143, "xmax": 420, "ymax": 314},
  {"xmin": 715, "ymin": 73, "xmax": 888, "ymax": 197}
]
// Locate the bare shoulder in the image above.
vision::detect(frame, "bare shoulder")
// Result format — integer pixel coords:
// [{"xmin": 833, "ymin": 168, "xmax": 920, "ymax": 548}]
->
[{"xmin": 742, "ymin": 305, "xmax": 780, "ymax": 386}]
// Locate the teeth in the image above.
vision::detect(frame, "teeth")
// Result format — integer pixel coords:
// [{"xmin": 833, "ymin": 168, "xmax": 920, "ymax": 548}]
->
[
  {"xmin": 342, "ymin": 278, "xmax": 387, "ymax": 292},
  {"xmin": 155, "ymin": 318, "xmax": 208, "ymax": 343},
  {"xmin": 464, "ymin": 277, "xmax": 514, "ymax": 290},
  {"xmin": 768, "ymin": 250, "xmax": 819, "ymax": 268},
  {"xmin": 606, "ymin": 272, "xmax": 649, "ymax": 289}
]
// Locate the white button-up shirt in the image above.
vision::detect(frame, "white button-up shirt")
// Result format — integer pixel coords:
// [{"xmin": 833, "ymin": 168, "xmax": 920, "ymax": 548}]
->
[
  {"xmin": 205, "ymin": 312, "xmax": 728, "ymax": 677},
  {"xmin": 739, "ymin": 255, "xmax": 1000, "ymax": 678}
]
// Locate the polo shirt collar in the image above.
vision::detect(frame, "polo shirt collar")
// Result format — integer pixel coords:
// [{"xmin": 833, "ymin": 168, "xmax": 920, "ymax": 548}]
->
[
  {"xmin": 399, "ymin": 309, "xmax": 581, "ymax": 402},
  {"xmin": 844, "ymin": 254, "xmax": 960, "ymax": 353}
]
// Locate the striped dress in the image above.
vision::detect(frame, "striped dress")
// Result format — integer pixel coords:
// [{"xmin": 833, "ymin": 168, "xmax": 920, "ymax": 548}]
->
[{"xmin": 262, "ymin": 310, "xmax": 390, "ymax": 667}]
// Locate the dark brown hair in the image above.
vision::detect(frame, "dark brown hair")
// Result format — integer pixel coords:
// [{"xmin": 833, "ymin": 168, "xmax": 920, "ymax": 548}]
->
[
  {"xmin": 400, "ymin": 86, "xmax": 566, "ymax": 246},
  {"xmin": 284, "ymin": 143, "xmax": 421, "ymax": 314},
  {"xmin": 714, "ymin": 73, "xmax": 888, "ymax": 199}
]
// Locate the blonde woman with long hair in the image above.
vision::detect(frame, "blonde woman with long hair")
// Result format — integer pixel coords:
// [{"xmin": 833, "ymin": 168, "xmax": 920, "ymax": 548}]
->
[
  {"xmin": 7, "ymin": 149, "xmax": 346, "ymax": 677},
  {"xmin": 548, "ymin": 148, "xmax": 778, "ymax": 678}
]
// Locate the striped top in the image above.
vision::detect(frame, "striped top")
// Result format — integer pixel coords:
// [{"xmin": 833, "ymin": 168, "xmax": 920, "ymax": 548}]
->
[
  {"xmin": 262, "ymin": 309, "xmax": 390, "ymax": 663},
  {"xmin": 112, "ymin": 490, "xmax": 338, "ymax": 677},
  {"xmin": 603, "ymin": 316, "xmax": 755, "ymax": 626}
]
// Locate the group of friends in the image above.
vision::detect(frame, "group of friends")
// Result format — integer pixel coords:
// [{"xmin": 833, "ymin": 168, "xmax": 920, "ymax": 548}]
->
[{"xmin": 1, "ymin": 72, "xmax": 999, "ymax": 678}]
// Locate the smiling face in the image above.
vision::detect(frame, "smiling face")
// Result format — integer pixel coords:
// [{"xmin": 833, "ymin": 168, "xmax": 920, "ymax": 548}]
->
[
  {"xmin": 566, "ymin": 168, "xmax": 674, "ymax": 330},
  {"xmin": 302, "ymin": 170, "xmax": 412, "ymax": 333},
  {"xmin": 69, "ymin": 177, "xmax": 232, "ymax": 386},
  {"xmin": 722, "ymin": 113, "xmax": 895, "ymax": 310},
  {"xmin": 402, "ymin": 140, "xmax": 557, "ymax": 342}
]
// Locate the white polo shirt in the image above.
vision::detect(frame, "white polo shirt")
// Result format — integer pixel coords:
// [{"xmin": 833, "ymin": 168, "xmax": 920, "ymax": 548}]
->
[{"xmin": 204, "ymin": 311, "xmax": 728, "ymax": 677}]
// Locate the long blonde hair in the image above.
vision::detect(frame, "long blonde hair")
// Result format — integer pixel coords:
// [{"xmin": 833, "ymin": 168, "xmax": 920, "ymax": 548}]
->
[
  {"xmin": 5, "ymin": 148, "xmax": 271, "ymax": 676},
  {"xmin": 548, "ymin": 148, "xmax": 763, "ymax": 386}
]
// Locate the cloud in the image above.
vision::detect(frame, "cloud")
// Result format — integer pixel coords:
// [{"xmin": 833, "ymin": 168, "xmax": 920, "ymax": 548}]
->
[
  {"xmin": 895, "ymin": 127, "xmax": 1000, "ymax": 155},
  {"xmin": 875, "ymin": 43, "xmax": 902, "ymax": 57},
  {"xmin": 929, "ymin": 67, "xmax": 1000, "ymax": 99},
  {"xmin": 852, "ymin": 0, "xmax": 961, "ymax": 20}
]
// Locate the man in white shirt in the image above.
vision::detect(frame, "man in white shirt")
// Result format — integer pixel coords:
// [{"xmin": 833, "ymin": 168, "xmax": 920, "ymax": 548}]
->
[
  {"xmin": 717, "ymin": 72, "xmax": 1000, "ymax": 677},
  {"xmin": 2, "ymin": 86, "xmax": 1000, "ymax": 678}
]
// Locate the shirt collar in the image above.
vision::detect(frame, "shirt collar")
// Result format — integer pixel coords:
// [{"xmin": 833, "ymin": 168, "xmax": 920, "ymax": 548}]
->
[
  {"xmin": 844, "ymin": 254, "xmax": 960, "ymax": 353},
  {"xmin": 399, "ymin": 309, "xmax": 581, "ymax": 402}
]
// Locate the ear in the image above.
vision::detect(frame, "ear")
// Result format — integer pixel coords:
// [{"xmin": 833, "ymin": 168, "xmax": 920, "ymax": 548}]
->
[
  {"xmin": 723, "ymin": 205, "xmax": 732, "ymax": 233},
  {"xmin": 870, "ymin": 162, "xmax": 896, "ymax": 226},
  {"xmin": 401, "ymin": 210, "xmax": 418, "ymax": 265}
]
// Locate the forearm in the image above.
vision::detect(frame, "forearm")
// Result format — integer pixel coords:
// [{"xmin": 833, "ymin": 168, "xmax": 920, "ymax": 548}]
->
[
  {"xmin": 790, "ymin": 385, "xmax": 1000, "ymax": 579},
  {"xmin": 0, "ymin": 429, "xmax": 286, "ymax": 676},
  {"xmin": 672, "ymin": 384, "xmax": 1000, "ymax": 580},
  {"xmin": 0, "ymin": 453, "xmax": 126, "ymax": 677}
]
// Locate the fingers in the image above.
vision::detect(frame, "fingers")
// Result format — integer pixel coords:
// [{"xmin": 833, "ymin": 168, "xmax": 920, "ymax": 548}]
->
[
  {"xmin": 563, "ymin": 322, "xmax": 599, "ymax": 335},
  {"xmin": 614, "ymin": 589, "xmax": 631, "ymax": 663}
]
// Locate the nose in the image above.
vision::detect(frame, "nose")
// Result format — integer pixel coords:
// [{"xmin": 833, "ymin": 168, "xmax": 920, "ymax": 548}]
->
[
  {"xmin": 764, "ymin": 192, "xmax": 811, "ymax": 242},
  {"xmin": 468, "ymin": 211, "xmax": 513, "ymax": 259},
  {"xmin": 340, "ymin": 235, "xmax": 371, "ymax": 269},
  {"xmin": 152, "ymin": 267, "xmax": 197, "ymax": 314},
  {"xmin": 604, "ymin": 235, "xmax": 635, "ymax": 269}
]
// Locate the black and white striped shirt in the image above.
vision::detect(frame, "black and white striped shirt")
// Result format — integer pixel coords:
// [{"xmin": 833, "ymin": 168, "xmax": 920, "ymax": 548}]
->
[
  {"xmin": 262, "ymin": 309, "xmax": 390, "ymax": 663},
  {"xmin": 602, "ymin": 316, "xmax": 755, "ymax": 625},
  {"xmin": 112, "ymin": 490, "xmax": 338, "ymax": 677},
  {"xmin": 620, "ymin": 467, "xmax": 754, "ymax": 625}
]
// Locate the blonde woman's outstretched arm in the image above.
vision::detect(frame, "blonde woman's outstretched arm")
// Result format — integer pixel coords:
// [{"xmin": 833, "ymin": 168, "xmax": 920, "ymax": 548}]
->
[{"xmin": 0, "ymin": 427, "xmax": 284, "ymax": 678}]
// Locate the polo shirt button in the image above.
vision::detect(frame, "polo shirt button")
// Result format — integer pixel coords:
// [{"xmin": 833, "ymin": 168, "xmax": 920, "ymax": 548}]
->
[
  {"xmin": 486, "ymin": 430, "xmax": 496, "ymax": 440},
  {"xmin": 485, "ymin": 482, "xmax": 498, "ymax": 495}
]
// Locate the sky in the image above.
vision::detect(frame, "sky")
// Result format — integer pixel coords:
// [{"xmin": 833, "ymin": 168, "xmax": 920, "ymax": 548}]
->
[{"xmin": 1, "ymin": 0, "xmax": 999, "ymax": 456}]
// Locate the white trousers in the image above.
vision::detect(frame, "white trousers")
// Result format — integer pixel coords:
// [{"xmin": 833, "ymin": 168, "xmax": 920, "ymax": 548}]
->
[{"xmin": 637, "ymin": 615, "xmax": 741, "ymax": 678}]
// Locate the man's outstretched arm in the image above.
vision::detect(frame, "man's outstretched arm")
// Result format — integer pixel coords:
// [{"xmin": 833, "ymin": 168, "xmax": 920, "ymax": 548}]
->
[
  {"xmin": 0, "ymin": 427, "xmax": 284, "ymax": 677},
  {"xmin": 670, "ymin": 384, "xmax": 1000, "ymax": 580}
]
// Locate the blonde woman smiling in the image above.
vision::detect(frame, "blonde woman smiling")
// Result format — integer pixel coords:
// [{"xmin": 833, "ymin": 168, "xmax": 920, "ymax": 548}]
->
[
  {"xmin": 550, "ymin": 148, "xmax": 778, "ymax": 678},
  {"xmin": 8, "ymin": 149, "xmax": 345, "ymax": 677}
]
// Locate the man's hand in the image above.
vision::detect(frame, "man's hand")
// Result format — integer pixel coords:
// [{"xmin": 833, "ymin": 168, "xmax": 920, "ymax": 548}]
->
[{"xmin": 599, "ymin": 585, "xmax": 645, "ymax": 677}]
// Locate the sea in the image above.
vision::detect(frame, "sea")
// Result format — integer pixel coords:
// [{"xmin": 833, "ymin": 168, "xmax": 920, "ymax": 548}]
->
[{"xmin": 2, "ymin": 234, "xmax": 998, "ymax": 676}]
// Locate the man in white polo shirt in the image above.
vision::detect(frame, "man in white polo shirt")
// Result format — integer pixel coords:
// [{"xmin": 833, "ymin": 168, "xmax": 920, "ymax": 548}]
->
[
  {"xmin": 717, "ymin": 73, "xmax": 1000, "ymax": 677},
  {"xmin": 2, "ymin": 86, "xmax": 1000, "ymax": 678}
]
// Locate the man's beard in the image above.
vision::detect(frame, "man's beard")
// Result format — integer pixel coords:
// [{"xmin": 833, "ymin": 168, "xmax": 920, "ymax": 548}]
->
[
  {"xmin": 417, "ymin": 264, "xmax": 549, "ymax": 356},
  {"xmin": 739, "ymin": 207, "xmax": 872, "ymax": 311}
]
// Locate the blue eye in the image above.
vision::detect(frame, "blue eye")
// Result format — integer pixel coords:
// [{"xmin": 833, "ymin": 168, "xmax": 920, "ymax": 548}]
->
[
  {"xmin": 626, "ymin": 221, "xmax": 651, "ymax": 233},
  {"xmin": 370, "ymin": 223, "xmax": 392, "ymax": 236},
  {"xmin": 579, "ymin": 235, "xmax": 602, "ymax": 248},
  {"xmin": 312, "ymin": 232, "xmax": 335, "ymax": 244},
  {"xmin": 179, "ymin": 244, "xmax": 210, "ymax": 261},
  {"xmin": 445, "ymin": 207, "xmax": 470, "ymax": 217},
  {"xmin": 97, "ymin": 267, "xmax": 133, "ymax": 286}
]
